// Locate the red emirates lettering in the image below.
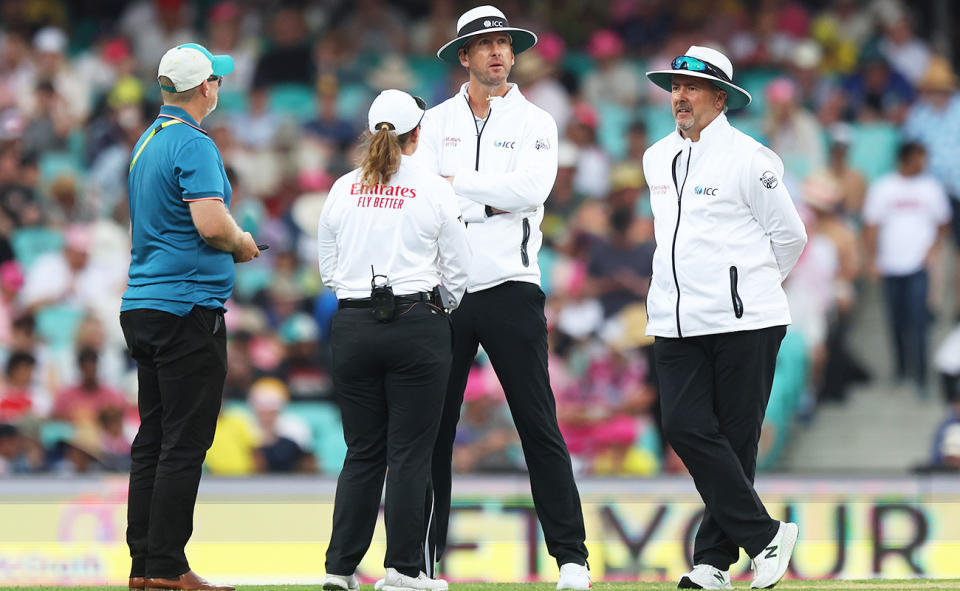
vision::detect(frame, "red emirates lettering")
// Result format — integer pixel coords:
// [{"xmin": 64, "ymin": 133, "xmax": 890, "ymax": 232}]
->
[{"xmin": 350, "ymin": 183, "xmax": 417, "ymax": 198}]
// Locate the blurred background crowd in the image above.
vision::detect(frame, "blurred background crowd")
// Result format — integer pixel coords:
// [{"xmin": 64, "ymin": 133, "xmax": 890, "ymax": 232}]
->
[{"xmin": 1, "ymin": 0, "xmax": 959, "ymax": 478}]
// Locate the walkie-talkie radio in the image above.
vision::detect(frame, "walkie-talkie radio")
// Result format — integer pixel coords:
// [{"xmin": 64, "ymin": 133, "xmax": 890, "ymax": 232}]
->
[{"xmin": 370, "ymin": 266, "xmax": 396, "ymax": 323}]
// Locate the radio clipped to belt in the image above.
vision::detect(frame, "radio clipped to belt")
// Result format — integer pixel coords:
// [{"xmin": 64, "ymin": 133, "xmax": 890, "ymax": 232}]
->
[{"xmin": 370, "ymin": 266, "xmax": 396, "ymax": 323}]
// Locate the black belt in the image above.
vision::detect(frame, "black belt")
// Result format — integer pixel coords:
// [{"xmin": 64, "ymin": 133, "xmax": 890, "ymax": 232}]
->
[{"xmin": 338, "ymin": 292, "xmax": 431, "ymax": 309}]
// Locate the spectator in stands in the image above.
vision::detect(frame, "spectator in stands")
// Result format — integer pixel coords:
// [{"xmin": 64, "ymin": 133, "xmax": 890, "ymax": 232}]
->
[
  {"xmin": 248, "ymin": 377, "xmax": 315, "ymax": 474},
  {"xmin": 231, "ymin": 86, "xmax": 280, "ymax": 149},
  {"xmin": 51, "ymin": 348, "xmax": 128, "ymax": 423},
  {"xmin": 864, "ymin": 142, "xmax": 950, "ymax": 396},
  {"xmin": 0, "ymin": 351, "xmax": 47, "ymax": 421},
  {"xmin": 819, "ymin": 123, "xmax": 867, "ymax": 221},
  {"xmin": 557, "ymin": 343, "xmax": 654, "ymax": 475},
  {"xmin": 764, "ymin": 77, "xmax": 827, "ymax": 180},
  {"xmin": 567, "ymin": 103, "xmax": 610, "ymax": 199},
  {"xmin": 0, "ymin": 422, "xmax": 43, "ymax": 474},
  {"xmin": 902, "ymin": 56, "xmax": 960, "ymax": 320},
  {"xmin": 452, "ymin": 365, "xmax": 521, "ymax": 474},
  {"xmin": 841, "ymin": 50, "xmax": 914, "ymax": 123},
  {"xmin": 585, "ymin": 206, "xmax": 654, "ymax": 319},
  {"xmin": 0, "ymin": 261, "xmax": 24, "ymax": 348},
  {"xmin": 206, "ymin": 1, "xmax": 257, "ymax": 93},
  {"xmin": 252, "ymin": 5, "xmax": 314, "ymax": 88},
  {"xmin": 277, "ymin": 313, "xmax": 331, "ymax": 403},
  {"xmin": 878, "ymin": 8, "xmax": 931, "ymax": 87},
  {"xmin": 513, "ymin": 48, "xmax": 573, "ymax": 133},
  {"xmin": 303, "ymin": 82, "xmax": 358, "ymax": 151},
  {"xmin": 582, "ymin": 30, "xmax": 643, "ymax": 109},
  {"xmin": 16, "ymin": 27, "xmax": 90, "ymax": 124},
  {"xmin": 21, "ymin": 80, "xmax": 72, "ymax": 159}
]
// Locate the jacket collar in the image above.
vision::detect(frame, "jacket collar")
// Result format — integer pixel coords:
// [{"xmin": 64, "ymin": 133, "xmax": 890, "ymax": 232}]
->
[
  {"xmin": 457, "ymin": 82, "xmax": 525, "ymax": 110},
  {"xmin": 671, "ymin": 111, "xmax": 730, "ymax": 149}
]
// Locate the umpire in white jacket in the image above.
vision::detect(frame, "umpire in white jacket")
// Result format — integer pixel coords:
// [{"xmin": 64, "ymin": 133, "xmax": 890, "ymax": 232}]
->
[
  {"xmin": 319, "ymin": 90, "xmax": 470, "ymax": 591},
  {"xmin": 410, "ymin": 6, "xmax": 590, "ymax": 589},
  {"xmin": 643, "ymin": 47, "xmax": 807, "ymax": 590}
]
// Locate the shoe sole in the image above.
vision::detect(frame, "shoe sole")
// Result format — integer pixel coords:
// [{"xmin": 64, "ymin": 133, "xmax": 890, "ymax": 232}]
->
[
  {"xmin": 752, "ymin": 523, "xmax": 799, "ymax": 589},
  {"xmin": 322, "ymin": 584, "xmax": 358, "ymax": 591},
  {"xmin": 381, "ymin": 586, "xmax": 448, "ymax": 591},
  {"xmin": 677, "ymin": 574, "xmax": 730, "ymax": 590}
]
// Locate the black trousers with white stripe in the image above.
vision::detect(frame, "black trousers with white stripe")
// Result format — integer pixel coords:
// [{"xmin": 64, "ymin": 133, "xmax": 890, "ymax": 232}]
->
[
  {"xmin": 427, "ymin": 281, "xmax": 588, "ymax": 572},
  {"xmin": 654, "ymin": 325, "xmax": 785, "ymax": 570},
  {"xmin": 325, "ymin": 303, "xmax": 451, "ymax": 577}
]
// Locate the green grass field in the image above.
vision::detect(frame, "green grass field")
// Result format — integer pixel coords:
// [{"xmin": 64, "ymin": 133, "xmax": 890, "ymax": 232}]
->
[{"xmin": 10, "ymin": 582, "xmax": 959, "ymax": 591}]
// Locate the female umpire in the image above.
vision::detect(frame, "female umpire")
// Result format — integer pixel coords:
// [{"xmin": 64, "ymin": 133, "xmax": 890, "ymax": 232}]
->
[{"xmin": 318, "ymin": 89, "xmax": 471, "ymax": 591}]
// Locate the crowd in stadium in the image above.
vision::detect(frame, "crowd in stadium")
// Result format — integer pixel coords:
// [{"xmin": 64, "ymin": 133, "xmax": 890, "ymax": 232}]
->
[{"xmin": 0, "ymin": 0, "xmax": 959, "ymax": 477}]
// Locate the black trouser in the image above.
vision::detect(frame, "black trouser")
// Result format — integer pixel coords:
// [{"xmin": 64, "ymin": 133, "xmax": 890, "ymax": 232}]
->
[
  {"xmin": 325, "ymin": 303, "xmax": 451, "ymax": 577},
  {"xmin": 882, "ymin": 270, "xmax": 929, "ymax": 388},
  {"xmin": 120, "ymin": 306, "xmax": 227, "ymax": 579},
  {"xmin": 428, "ymin": 281, "xmax": 588, "ymax": 572},
  {"xmin": 654, "ymin": 325, "xmax": 785, "ymax": 570}
]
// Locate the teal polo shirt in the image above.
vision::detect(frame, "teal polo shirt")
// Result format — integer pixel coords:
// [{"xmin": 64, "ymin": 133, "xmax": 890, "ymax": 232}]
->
[{"xmin": 122, "ymin": 105, "xmax": 234, "ymax": 316}]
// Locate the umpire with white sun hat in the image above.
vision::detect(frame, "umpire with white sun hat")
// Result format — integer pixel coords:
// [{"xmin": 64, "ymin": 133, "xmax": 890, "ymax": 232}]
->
[
  {"xmin": 411, "ymin": 5, "xmax": 591, "ymax": 590},
  {"xmin": 643, "ymin": 46, "xmax": 807, "ymax": 589}
]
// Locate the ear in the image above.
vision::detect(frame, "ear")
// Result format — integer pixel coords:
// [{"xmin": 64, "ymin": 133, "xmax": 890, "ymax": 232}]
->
[{"xmin": 458, "ymin": 47, "xmax": 470, "ymax": 68}]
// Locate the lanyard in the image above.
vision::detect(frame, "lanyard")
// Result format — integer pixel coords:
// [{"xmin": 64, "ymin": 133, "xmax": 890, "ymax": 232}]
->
[{"xmin": 128, "ymin": 114, "xmax": 206, "ymax": 172}]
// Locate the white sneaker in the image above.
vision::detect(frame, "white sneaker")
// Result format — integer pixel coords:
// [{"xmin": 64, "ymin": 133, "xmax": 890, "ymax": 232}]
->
[
  {"xmin": 380, "ymin": 567, "xmax": 448, "ymax": 591},
  {"xmin": 375, "ymin": 579, "xmax": 385, "ymax": 590},
  {"xmin": 750, "ymin": 521, "xmax": 799, "ymax": 589},
  {"xmin": 677, "ymin": 564, "xmax": 732, "ymax": 589},
  {"xmin": 556, "ymin": 562, "xmax": 591, "ymax": 590},
  {"xmin": 323, "ymin": 573, "xmax": 359, "ymax": 591}
]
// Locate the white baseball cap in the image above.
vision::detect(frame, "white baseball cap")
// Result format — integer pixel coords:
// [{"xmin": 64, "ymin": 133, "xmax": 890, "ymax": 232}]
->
[
  {"xmin": 367, "ymin": 89, "xmax": 426, "ymax": 135},
  {"xmin": 157, "ymin": 43, "xmax": 234, "ymax": 92}
]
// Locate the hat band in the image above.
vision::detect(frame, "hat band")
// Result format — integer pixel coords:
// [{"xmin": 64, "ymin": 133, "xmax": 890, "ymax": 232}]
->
[
  {"xmin": 672, "ymin": 56, "xmax": 732, "ymax": 84},
  {"xmin": 457, "ymin": 15, "xmax": 510, "ymax": 37}
]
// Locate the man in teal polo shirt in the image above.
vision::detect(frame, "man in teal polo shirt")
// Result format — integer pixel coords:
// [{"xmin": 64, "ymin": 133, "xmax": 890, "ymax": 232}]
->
[{"xmin": 120, "ymin": 43, "xmax": 259, "ymax": 591}]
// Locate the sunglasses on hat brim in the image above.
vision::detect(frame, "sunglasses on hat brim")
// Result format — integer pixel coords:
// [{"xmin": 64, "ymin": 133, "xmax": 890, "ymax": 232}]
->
[{"xmin": 671, "ymin": 56, "xmax": 731, "ymax": 83}]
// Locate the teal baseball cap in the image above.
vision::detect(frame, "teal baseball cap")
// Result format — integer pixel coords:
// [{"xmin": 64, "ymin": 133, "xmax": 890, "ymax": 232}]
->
[{"xmin": 157, "ymin": 42, "xmax": 234, "ymax": 92}]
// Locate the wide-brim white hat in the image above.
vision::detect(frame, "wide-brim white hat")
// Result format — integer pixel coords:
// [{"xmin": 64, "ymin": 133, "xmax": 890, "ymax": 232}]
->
[
  {"xmin": 646, "ymin": 45, "xmax": 752, "ymax": 110},
  {"xmin": 437, "ymin": 5, "xmax": 537, "ymax": 64}
]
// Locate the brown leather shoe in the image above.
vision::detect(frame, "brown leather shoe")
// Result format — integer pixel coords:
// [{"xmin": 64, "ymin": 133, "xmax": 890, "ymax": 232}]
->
[
  {"xmin": 144, "ymin": 570, "xmax": 235, "ymax": 591},
  {"xmin": 130, "ymin": 577, "xmax": 146, "ymax": 590}
]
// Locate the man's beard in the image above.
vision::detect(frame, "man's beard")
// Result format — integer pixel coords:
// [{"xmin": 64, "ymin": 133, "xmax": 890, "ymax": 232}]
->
[{"xmin": 471, "ymin": 64, "xmax": 509, "ymax": 87}]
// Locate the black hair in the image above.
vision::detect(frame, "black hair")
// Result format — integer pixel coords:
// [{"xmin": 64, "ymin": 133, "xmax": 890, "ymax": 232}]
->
[
  {"xmin": 897, "ymin": 141, "xmax": 926, "ymax": 164},
  {"xmin": 6, "ymin": 351, "xmax": 36, "ymax": 376},
  {"xmin": 77, "ymin": 347, "xmax": 99, "ymax": 365}
]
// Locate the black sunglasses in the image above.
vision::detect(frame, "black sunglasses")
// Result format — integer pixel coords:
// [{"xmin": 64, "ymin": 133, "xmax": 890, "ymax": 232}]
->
[{"xmin": 207, "ymin": 75, "xmax": 223, "ymax": 86}]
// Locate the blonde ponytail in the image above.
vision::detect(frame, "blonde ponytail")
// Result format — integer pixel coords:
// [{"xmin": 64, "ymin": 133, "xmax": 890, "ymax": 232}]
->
[{"xmin": 359, "ymin": 123, "xmax": 416, "ymax": 187}]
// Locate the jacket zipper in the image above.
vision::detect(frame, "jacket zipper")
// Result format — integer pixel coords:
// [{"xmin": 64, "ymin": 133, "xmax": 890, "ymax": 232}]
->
[
  {"xmin": 520, "ymin": 218, "xmax": 530, "ymax": 267},
  {"xmin": 466, "ymin": 96, "xmax": 491, "ymax": 172},
  {"xmin": 670, "ymin": 148, "xmax": 692, "ymax": 338},
  {"xmin": 729, "ymin": 265, "xmax": 744, "ymax": 318}
]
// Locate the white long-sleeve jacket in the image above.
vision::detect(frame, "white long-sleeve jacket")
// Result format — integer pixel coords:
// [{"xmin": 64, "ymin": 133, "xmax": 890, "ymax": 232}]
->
[
  {"xmin": 642, "ymin": 113, "xmax": 807, "ymax": 338},
  {"xmin": 410, "ymin": 82, "xmax": 558, "ymax": 292},
  {"xmin": 317, "ymin": 156, "xmax": 471, "ymax": 306}
]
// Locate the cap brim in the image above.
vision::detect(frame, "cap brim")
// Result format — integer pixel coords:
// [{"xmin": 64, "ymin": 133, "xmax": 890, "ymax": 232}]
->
[
  {"xmin": 646, "ymin": 70, "xmax": 752, "ymax": 110},
  {"xmin": 211, "ymin": 54, "xmax": 234, "ymax": 76},
  {"xmin": 437, "ymin": 28, "xmax": 537, "ymax": 64}
]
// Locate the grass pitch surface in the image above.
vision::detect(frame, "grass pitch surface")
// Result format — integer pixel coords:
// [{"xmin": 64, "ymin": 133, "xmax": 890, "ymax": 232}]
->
[{"xmin": 11, "ymin": 581, "xmax": 959, "ymax": 591}]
